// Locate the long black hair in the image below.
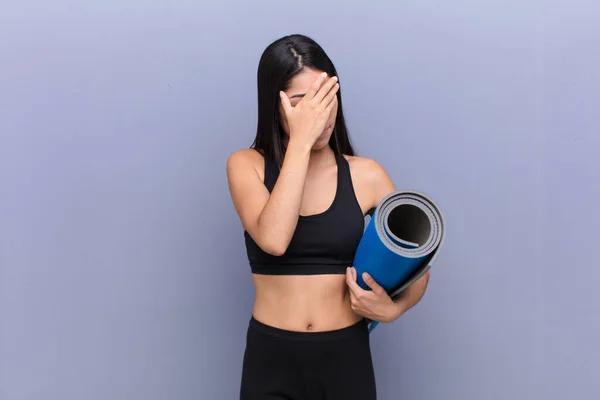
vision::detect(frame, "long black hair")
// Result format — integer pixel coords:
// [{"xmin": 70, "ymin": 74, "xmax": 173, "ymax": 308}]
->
[{"xmin": 250, "ymin": 34, "xmax": 355, "ymax": 167}]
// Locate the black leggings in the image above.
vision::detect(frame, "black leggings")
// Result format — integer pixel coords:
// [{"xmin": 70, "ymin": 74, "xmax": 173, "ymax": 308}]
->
[{"xmin": 239, "ymin": 316, "xmax": 377, "ymax": 400}]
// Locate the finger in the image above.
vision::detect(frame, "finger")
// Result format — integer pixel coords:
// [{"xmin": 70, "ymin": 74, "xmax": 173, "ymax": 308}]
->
[
  {"xmin": 348, "ymin": 287, "xmax": 357, "ymax": 303},
  {"xmin": 347, "ymin": 289, "xmax": 360, "ymax": 303},
  {"xmin": 348, "ymin": 289, "xmax": 362, "ymax": 312},
  {"xmin": 362, "ymin": 272, "xmax": 385, "ymax": 296},
  {"xmin": 348, "ymin": 267, "xmax": 366, "ymax": 294},
  {"xmin": 305, "ymin": 72, "xmax": 328, "ymax": 100},
  {"xmin": 346, "ymin": 267, "xmax": 362, "ymax": 296},
  {"xmin": 324, "ymin": 99, "xmax": 336, "ymax": 119},
  {"xmin": 279, "ymin": 91, "xmax": 292, "ymax": 114},
  {"xmin": 350, "ymin": 295, "xmax": 359, "ymax": 312},
  {"xmin": 312, "ymin": 76, "xmax": 338, "ymax": 103},
  {"xmin": 322, "ymin": 83, "xmax": 339, "ymax": 109},
  {"xmin": 346, "ymin": 267, "xmax": 357, "ymax": 291}
]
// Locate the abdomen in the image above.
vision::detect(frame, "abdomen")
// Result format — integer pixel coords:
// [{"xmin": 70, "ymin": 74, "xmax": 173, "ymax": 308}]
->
[{"xmin": 251, "ymin": 274, "xmax": 362, "ymax": 332}]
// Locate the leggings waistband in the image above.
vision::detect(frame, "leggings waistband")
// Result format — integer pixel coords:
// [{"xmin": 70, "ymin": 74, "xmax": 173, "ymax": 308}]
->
[{"xmin": 248, "ymin": 316, "xmax": 368, "ymax": 342}]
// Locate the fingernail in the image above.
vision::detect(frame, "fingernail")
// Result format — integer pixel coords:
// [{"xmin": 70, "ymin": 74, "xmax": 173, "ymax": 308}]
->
[{"xmin": 321, "ymin": 72, "xmax": 327, "ymax": 77}]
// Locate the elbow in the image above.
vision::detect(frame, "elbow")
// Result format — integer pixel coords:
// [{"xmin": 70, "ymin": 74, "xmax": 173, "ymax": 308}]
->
[
  {"xmin": 262, "ymin": 241, "xmax": 287, "ymax": 257},
  {"xmin": 257, "ymin": 235, "xmax": 288, "ymax": 257},
  {"xmin": 268, "ymin": 248, "xmax": 286, "ymax": 257},
  {"xmin": 250, "ymin": 221, "xmax": 290, "ymax": 256}
]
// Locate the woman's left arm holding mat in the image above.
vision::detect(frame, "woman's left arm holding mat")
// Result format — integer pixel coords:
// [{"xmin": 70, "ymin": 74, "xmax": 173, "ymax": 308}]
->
[{"xmin": 345, "ymin": 159, "xmax": 431, "ymax": 323}]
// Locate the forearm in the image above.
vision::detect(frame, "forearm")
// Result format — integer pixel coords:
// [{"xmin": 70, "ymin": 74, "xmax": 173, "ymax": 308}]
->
[{"xmin": 255, "ymin": 140, "xmax": 312, "ymax": 254}]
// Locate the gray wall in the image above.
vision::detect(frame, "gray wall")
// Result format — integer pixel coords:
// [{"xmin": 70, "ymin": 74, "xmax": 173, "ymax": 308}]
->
[{"xmin": 1, "ymin": 1, "xmax": 599, "ymax": 399}]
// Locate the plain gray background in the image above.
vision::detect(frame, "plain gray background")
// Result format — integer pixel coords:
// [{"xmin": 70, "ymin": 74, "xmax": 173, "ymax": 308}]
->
[{"xmin": 1, "ymin": 1, "xmax": 599, "ymax": 399}]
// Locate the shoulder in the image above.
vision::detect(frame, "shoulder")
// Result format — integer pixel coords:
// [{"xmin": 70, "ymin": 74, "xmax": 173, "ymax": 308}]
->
[
  {"xmin": 226, "ymin": 148, "xmax": 265, "ymax": 179},
  {"xmin": 227, "ymin": 148, "xmax": 264, "ymax": 167},
  {"xmin": 344, "ymin": 155, "xmax": 396, "ymax": 206},
  {"xmin": 344, "ymin": 155, "xmax": 395, "ymax": 188}
]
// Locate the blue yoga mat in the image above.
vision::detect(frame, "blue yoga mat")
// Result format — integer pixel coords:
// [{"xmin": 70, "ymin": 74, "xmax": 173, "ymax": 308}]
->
[{"xmin": 352, "ymin": 190, "xmax": 446, "ymax": 332}]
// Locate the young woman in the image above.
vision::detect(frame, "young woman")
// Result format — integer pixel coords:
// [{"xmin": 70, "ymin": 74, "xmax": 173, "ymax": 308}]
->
[{"xmin": 227, "ymin": 34, "xmax": 431, "ymax": 400}]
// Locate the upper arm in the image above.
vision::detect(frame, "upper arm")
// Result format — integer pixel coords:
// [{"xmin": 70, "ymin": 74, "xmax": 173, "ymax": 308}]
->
[
  {"xmin": 226, "ymin": 149, "xmax": 270, "ymax": 234},
  {"xmin": 368, "ymin": 159, "xmax": 396, "ymax": 206},
  {"xmin": 347, "ymin": 156, "xmax": 397, "ymax": 212},
  {"xmin": 354, "ymin": 157, "xmax": 396, "ymax": 208}
]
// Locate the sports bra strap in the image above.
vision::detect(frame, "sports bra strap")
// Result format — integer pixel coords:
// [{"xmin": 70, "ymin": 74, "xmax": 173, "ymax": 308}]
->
[{"xmin": 264, "ymin": 155, "xmax": 278, "ymax": 193}]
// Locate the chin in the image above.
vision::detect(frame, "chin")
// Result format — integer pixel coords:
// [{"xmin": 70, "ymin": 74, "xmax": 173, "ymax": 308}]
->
[{"xmin": 312, "ymin": 136, "xmax": 333, "ymax": 151}]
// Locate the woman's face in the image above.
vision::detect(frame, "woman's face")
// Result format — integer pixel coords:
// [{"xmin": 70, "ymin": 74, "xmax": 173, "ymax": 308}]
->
[{"xmin": 279, "ymin": 68, "xmax": 339, "ymax": 150}]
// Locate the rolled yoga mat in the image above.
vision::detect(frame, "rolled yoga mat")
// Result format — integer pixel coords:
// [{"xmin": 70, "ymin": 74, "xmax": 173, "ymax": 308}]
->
[{"xmin": 353, "ymin": 190, "xmax": 446, "ymax": 332}]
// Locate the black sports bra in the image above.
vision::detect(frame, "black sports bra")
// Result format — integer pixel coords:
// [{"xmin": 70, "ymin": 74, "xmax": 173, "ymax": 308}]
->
[{"xmin": 243, "ymin": 152, "xmax": 365, "ymax": 275}]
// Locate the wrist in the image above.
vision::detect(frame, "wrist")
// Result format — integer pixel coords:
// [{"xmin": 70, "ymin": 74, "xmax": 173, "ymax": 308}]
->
[{"xmin": 287, "ymin": 137, "xmax": 314, "ymax": 156}]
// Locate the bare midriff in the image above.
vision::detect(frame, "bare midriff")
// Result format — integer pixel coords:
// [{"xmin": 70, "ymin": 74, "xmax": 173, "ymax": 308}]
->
[{"xmin": 251, "ymin": 274, "xmax": 363, "ymax": 332}]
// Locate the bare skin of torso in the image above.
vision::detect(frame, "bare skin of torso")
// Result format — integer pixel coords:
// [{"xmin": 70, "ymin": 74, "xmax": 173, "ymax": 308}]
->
[
  {"xmin": 252, "ymin": 274, "xmax": 361, "ymax": 332},
  {"xmin": 249, "ymin": 152, "xmax": 386, "ymax": 332}
]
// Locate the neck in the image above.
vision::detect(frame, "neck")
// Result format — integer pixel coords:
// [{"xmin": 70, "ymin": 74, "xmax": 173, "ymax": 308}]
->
[
  {"xmin": 281, "ymin": 136, "xmax": 337, "ymax": 168},
  {"xmin": 308, "ymin": 144, "xmax": 336, "ymax": 167}
]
